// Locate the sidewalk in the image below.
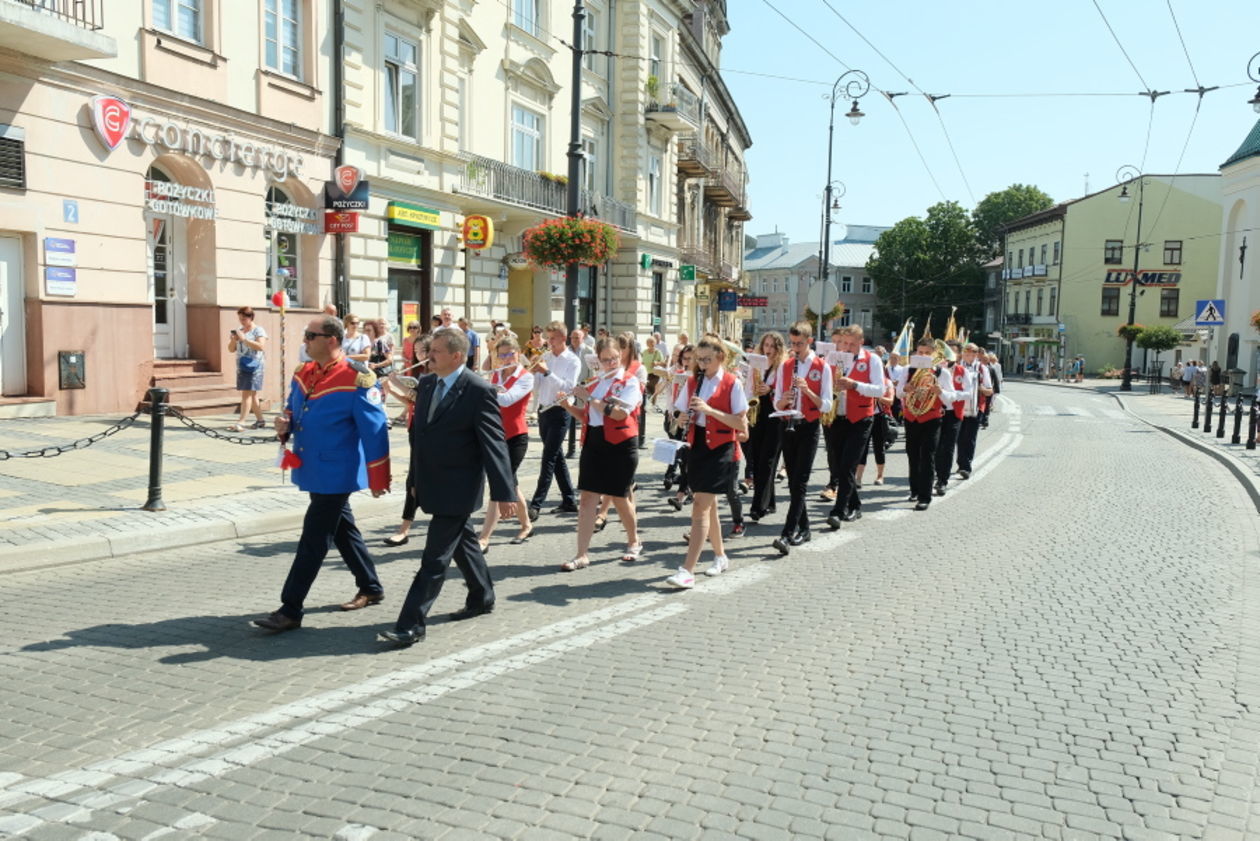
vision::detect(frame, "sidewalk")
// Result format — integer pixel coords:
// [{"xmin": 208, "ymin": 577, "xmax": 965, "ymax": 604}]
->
[{"xmin": 0, "ymin": 407, "xmax": 595, "ymax": 570}]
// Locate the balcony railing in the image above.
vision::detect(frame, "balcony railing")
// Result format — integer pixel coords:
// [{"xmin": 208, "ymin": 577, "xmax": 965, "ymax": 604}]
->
[
  {"xmin": 680, "ymin": 245, "xmax": 715, "ymax": 275},
  {"xmin": 704, "ymin": 167, "xmax": 744, "ymax": 208},
  {"xmin": 11, "ymin": 0, "xmax": 103, "ymax": 30},
  {"xmin": 645, "ymin": 83, "xmax": 702, "ymax": 133},
  {"xmin": 1007, "ymin": 313, "xmax": 1032, "ymax": 325},
  {"xmin": 458, "ymin": 154, "xmax": 637, "ymax": 233},
  {"xmin": 676, "ymin": 138, "xmax": 713, "ymax": 177}
]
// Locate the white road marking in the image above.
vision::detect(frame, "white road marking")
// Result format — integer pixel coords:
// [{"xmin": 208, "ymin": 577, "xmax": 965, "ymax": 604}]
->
[
  {"xmin": 798, "ymin": 529, "xmax": 859, "ymax": 554},
  {"xmin": 1061, "ymin": 406, "xmax": 1091, "ymax": 417},
  {"xmin": 138, "ymin": 813, "xmax": 217, "ymax": 840},
  {"xmin": 334, "ymin": 825, "xmax": 379, "ymax": 841},
  {"xmin": 1033, "ymin": 405, "xmax": 1056, "ymax": 415}
]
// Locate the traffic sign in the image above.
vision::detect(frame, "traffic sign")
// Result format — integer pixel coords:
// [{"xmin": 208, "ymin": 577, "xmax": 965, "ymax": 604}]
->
[
  {"xmin": 806, "ymin": 280, "xmax": 839, "ymax": 314},
  {"xmin": 1194, "ymin": 299, "xmax": 1225, "ymax": 326}
]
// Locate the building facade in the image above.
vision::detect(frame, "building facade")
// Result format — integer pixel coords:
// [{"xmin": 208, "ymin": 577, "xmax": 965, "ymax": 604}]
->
[
  {"xmin": 1215, "ymin": 118, "xmax": 1260, "ymax": 383},
  {"xmin": 1001, "ymin": 174, "xmax": 1221, "ymax": 376},
  {"xmin": 0, "ymin": 2, "xmax": 339, "ymax": 416}
]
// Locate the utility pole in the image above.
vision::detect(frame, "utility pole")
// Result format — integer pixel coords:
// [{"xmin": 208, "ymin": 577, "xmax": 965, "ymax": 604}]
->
[{"xmin": 563, "ymin": 1, "xmax": 586, "ymax": 333}]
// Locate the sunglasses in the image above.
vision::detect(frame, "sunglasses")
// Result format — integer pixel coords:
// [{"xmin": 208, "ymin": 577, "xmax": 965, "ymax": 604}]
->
[{"xmin": 304, "ymin": 330, "xmax": 334, "ymax": 340}]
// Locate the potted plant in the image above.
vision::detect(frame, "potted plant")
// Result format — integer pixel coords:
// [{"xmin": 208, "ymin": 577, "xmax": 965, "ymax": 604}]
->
[
  {"xmin": 1116, "ymin": 323, "xmax": 1145, "ymax": 343},
  {"xmin": 522, "ymin": 216, "xmax": 620, "ymax": 270},
  {"xmin": 645, "ymin": 74, "xmax": 661, "ymax": 109}
]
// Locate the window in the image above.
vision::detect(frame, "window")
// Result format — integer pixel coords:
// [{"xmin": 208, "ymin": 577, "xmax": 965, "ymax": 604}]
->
[
  {"xmin": 1006, "ymin": 292, "xmax": 1013, "ymax": 315},
  {"xmin": 1159, "ymin": 288, "xmax": 1179, "ymax": 318},
  {"xmin": 1007, "ymin": 251, "xmax": 1013, "ymax": 269},
  {"xmin": 582, "ymin": 136, "xmax": 597, "ymax": 192},
  {"xmin": 1049, "ymin": 287, "xmax": 1057, "ymax": 317},
  {"xmin": 384, "ymin": 33, "xmax": 419, "ymax": 139},
  {"xmin": 582, "ymin": 9, "xmax": 599, "ymax": 71},
  {"xmin": 647, "ymin": 153, "xmax": 662, "ymax": 217},
  {"xmin": 0, "ymin": 127, "xmax": 26, "ymax": 190},
  {"xmin": 1104, "ymin": 239, "xmax": 1123, "ymax": 265},
  {"xmin": 840, "ymin": 309, "xmax": 851, "ymax": 327},
  {"xmin": 264, "ymin": 0, "xmax": 301, "ymax": 77},
  {"xmin": 513, "ymin": 0, "xmax": 539, "ymax": 36},
  {"xmin": 649, "ymin": 34, "xmax": 663, "ymax": 80},
  {"xmin": 1040, "ymin": 244, "xmax": 1047, "ymax": 265},
  {"xmin": 1053, "ymin": 241, "xmax": 1061, "ymax": 264},
  {"xmin": 1018, "ymin": 249, "xmax": 1024, "ymax": 268},
  {"xmin": 861, "ymin": 276, "xmax": 872, "ymax": 294},
  {"xmin": 265, "ymin": 186, "xmax": 304, "ymax": 307},
  {"xmin": 1024, "ymin": 290, "xmax": 1030, "ymax": 314},
  {"xmin": 771, "ymin": 277, "xmax": 778, "ymax": 293},
  {"xmin": 860, "ymin": 309, "xmax": 871, "ymax": 329},
  {"xmin": 1101, "ymin": 287, "xmax": 1120, "ymax": 316},
  {"xmin": 153, "ymin": 0, "xmax": 203, "ymax": 42},
  {"xmin": 1036, "ymin": 288, "xmax": 1044, "ymax": 316},
  {"xmin": 1164, "ymin": 240, "xmax": 1183, "ymax": 265},
  {"xmin": 511, "ymin": 105, "xmax": 543, "ymax": 170},
  {"xmin": 840, "ymin": 275, "xmax": 852, "ymax": 293}
]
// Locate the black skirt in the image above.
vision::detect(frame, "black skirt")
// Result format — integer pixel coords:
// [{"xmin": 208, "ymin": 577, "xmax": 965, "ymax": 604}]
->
[
  {"xmin": 578, "ymin": 424, "xmax": 638, "ymax": 497},
  {"xmin": 506, "ymin": 433, "xmax": 529, "ymax": 477},
  {"xmin": 687, "ymin": 433, "xmax": 738, "ymax": 494}
]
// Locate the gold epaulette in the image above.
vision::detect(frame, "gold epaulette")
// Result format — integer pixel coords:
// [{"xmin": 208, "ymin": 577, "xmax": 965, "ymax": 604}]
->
[{"xmin": 355, "ymin": 370, "xmax": 377, "ymax": 389}]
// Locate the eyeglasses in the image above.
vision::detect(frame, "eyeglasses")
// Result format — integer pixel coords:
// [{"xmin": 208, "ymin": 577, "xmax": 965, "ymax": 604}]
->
[
  {"xmin": 346, "ymin": 321, "xmax": 359, "ymax": 326},
  {"xmin": 407, "ymin": 326, "xmax": 419, "ymax": 332},
  {"xmin": 304, "ymin": 330, "xmax": 334, "ymax": 341},
  {"xmin": 695, "ymin": 356, "xmax": 715, "ymax": 365},
  {"xmin": 497, "ymin": 351, "xmax": 516, "ymax": 359},
  {"xmin": 598, "ymin": 356, "xmax": 619, "ymax": 365}
]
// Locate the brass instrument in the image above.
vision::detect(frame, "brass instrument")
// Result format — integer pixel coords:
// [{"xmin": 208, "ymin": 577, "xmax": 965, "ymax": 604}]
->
[
  {"xmin": 821, "ymin": 356, "xmax": 843, "ymax": 427},
  {"xmin": 903, "ymin": 340, "xmax": 953, "ymax": 417},
  {"xmin": 747, "ymin": 367, "xmax": 762, "ymax": 427}
]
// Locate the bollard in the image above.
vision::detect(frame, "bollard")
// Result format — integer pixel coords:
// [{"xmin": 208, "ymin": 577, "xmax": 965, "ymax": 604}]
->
[
  {"xmin": 1248, "ymin": 394, "xmax": 1257, "ymax": 451},
  {"xmin": 1204, "ymin": 387, "xmax": 1214, "ymax": 434},
  {"xmin": 1216, "ymin": 393, "xmax": 1228, "ymax": 439},
  {"xmin": 1192, "ymin": 386, "xmax": 1201, "ymax": 429},
  {"xmin": 142, "ymin": 387, "xmax": 168, "ymax": 512},
  {"xmin": 1232, "ymin": 391, "xmax": 1244, "ymax": 444}
]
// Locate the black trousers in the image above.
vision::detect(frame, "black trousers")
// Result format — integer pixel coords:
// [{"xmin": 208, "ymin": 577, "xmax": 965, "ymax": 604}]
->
[
  {"xmin": 956, "ymin": 415, "xmax": 981, "ymax": 472},
  {"xmin": 530, "ymin": 406, "xmax": 575, "ymax": 509},
  {"xmin": 860, "ymin": 412, "xmax": 889, "ymax": 466},
  {"xmin": 747, "ymin": 416, "xmax": 781, "ymax": 517},
  {"xmin": 780, "ymin": 419, "xmax": 820, "ymax": 538},
  {"xmin": 394, "ymin": 513, "xmax": 495, "ymax": 632},
  {"xmin": 904, "ymin": 418, "xmax": 942, "ymax": 504},
  {"xmin": 935, "ymin": 412, "xmax": 961, "ymax": 486},
  {"xmin": 827, "ymin": 416, "xmax": 874, "ymax": 517},
  {"xmin": 279, "ymin": 492, "xmax": 382, "ymax": 620},
  {"xmin": 823, "ymin": 419, "xmax": 843, "ymax": 489}
]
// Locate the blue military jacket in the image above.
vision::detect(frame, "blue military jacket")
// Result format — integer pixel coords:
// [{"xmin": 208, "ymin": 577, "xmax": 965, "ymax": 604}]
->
[{"xmin": 287, "ymin": 357, "xmax": 390, "ymax": 494}]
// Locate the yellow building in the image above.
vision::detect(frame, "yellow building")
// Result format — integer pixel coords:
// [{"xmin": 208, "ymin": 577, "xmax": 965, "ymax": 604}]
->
[{"xmin": 1001, "ymin": 174, "xmax": 1221, "ymax": 376}]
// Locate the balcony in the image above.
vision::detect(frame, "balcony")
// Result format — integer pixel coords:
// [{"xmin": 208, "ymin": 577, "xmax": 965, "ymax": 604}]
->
[
  {"xmin": 676, "ymin": 138, "xmax": 713, "ymax": 177},
  {"xmin": 1007, "ymin": 313, "xmax": 1032, "ymax": 325},
  {"xmin": 456, "ymin": 154, "xmax": 637, "ymax": 233},
  {"xmin": 0, "ymin": 0, "xmax": 115, "ymax": 61},
  {"xmin": 679, "ymin": 245, "xmax": 716, "ymax": 277},
  {"xmin": 704, "ymin": 167, "xmax": 744, "ymax": 208},
  {"xmin": 645, "ymin": 83, "xmax": 702, "ymax": 133}
]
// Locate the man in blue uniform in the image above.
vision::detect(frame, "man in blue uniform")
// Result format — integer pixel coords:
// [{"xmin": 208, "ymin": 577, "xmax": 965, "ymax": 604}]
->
[{"xmin": 253, "ymin": 314, "xmax": 392, "ymax": 632}]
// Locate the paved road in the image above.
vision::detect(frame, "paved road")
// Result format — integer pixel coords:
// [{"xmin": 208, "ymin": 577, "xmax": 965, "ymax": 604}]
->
[{"xmin": 2, "ymin": 383, "xmax": 1258, "ymax": 840}]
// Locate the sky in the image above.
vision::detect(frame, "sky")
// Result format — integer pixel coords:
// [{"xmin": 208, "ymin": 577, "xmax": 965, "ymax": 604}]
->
[{"xmin": 722, "ymin": 0, "xmax": 1260, "ymax": 244}]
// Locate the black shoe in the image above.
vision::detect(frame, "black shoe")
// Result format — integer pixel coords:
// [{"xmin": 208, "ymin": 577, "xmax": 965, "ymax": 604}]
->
[
  {"xmin": 551, "ymin": 502, "xmax": 579, "ymax": 514},
  {"xmin": 382, "ymin": 534, "xmax": 410, "ymax": 547},
  {"xmin": 378, "ymin": 627, "xmax": 425, "ymax": 646},
  {"xmin": 449, "ymin": 604, "xmax": 494, "ymax": 622},
  {"xmin": 958, "ymin": 470, "xmax": 971, "ymax": 480},
  {"xmin": 565, "ymin": 450, "xmax": 577, "ymax": 459},
  {"xmin": 772, "ymin": 537, "xmax": 790, "ymax": 556},
  {"xmin": 748, "ymin": 510, "xmax": 763, "ymax": 523},
  {"xmin": 667, "ymin": 497, "xmax": 683, "ymax": 511},
  {"xmin": 738, "ymin": 481, "xmax": 750, "ymax": 495},
  {"xmin": 663, "ymin": 477, "xmax": 674, "ymax": 492},
  {"xmin": 728, "ymin": 523, "xmax": 745, "ymax": 538},
  {"xmin": 933, "ymin": 483, "xmax": 946, "ymax": 497},
  {"xmin": 527, "ymin": 505, "xmax": 541, "ymax": 522},
  {"xmin": 841, "ymin": 510, "xmax": 861, "ymax": 523},
  {"xmin": 253, "ymin": 610, "xmax": 301, "ymax": 632},
  {"xmin": 914, "ymin": 501, "xmax": 930, "ymax": 511},
  {"xmin": 826, "ymin": 514, "xmax": 842, "ymax": 531},
  {"xmin": 788, "ymin": 530, "xmax": 811, "ymax": 546},
  {"xmin": 907, "ymin": 494, "xmax": 917, "ymax": 503}
]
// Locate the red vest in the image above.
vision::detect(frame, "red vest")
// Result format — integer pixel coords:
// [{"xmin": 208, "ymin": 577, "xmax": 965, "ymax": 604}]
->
[
  {"xmin": 778, "ymin": 355, "xmax": 827, "ymax": 422},
  {"xmin": 841, "ymin": 349, "xmax": 877, "ymax": 423},
  {"xmin": 492, "ymin": 366, "xmax": 529, "ymax": 438},
  {"xmin": 684, "ymin": 370, "xmax": 743, "ymax": 461},
  {"xmin": 950, "ymin": 363, "xmax": 966, "ymax": 420},
  {"xmin": 584, "ymin": 372, "xmax": 639, "ymax": 445},
  {"xmin": 902, "ymin": 366, "xmax": 944, "ymax": 423}
]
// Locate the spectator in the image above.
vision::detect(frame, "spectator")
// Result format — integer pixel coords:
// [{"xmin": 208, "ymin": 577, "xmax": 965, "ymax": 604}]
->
[
  {"xmin": 641, "ymin": 336, "xmax": 665, "ymax": 411},
  {"xmin": 1210, "ymin": 360, "xmax": 1223, "ymax": 396},
  {"xmin": 459, "ymin": 316, "xmax": 481, "ymax": 369},
  {"xmin": 341, "ymin": 314, "xmax": 371, "ymax": 362},
  {"xmin": 1182, "ymin": 360, "xmax": 1198, "ymax": 396},
  {"xmin": 227, "ymin": 306, "xmax": 268, "ymax": 431},
  {"xmin": 1170, "ymin": 360, "xmax": 1184, "ymax": 393}
]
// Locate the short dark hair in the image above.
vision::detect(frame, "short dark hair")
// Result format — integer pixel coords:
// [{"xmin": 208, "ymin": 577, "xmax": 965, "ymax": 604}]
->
[
  {"xmin": 237, "ymin": 306, "xmax": 255, "ymax": 319},
  {"xmin": 432, "ymin": 326, "xmax": 469, "ymax": 357},
  {"xmin": 318, "ymin": 315, "xmax": 345, "ymax": 343}
]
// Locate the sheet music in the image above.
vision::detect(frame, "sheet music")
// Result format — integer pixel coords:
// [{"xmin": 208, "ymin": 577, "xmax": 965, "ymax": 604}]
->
[
  {"xmin": 814, "ymin": 341, "xmax": 836, "ymax": 357},
  {"xmin": 745, "ymin": 352, "xmax": 770, "ymax": 372}
]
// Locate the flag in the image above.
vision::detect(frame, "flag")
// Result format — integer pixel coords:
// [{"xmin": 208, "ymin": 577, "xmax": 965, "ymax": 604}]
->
[
  {"xmin": 921, "ymin": 315, "xmax": 933, "ymax": 341},
  {"xmin": 944, "ymin": 306, "xmax": 958, "ymax": 342},
  {"xmin": 892, "ymin": 319, "xmax": 913, "ymax": 358}
]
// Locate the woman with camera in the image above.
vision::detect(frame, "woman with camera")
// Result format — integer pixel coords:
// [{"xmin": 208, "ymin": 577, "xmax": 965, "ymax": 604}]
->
[{"xmin": 227, "ymin": 306, "xmax": 268, "ymax": 431}]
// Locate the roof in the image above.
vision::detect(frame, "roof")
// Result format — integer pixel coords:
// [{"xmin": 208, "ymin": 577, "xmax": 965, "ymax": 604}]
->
[
  {"xmin": 1223, "ymin": 118, "xmax": 1260, "ymax": 168},
  {"xmin": 743, "ymin": 240, "xmax": 877, "ymax": 272}
]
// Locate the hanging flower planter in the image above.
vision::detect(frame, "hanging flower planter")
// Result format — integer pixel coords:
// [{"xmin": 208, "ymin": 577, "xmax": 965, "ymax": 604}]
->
[
  {"xmin": 1116, "ymin": 323, "xmax": 1145, "ymax": 342},
  {"xmin": 522, "ymin": 216, "xmax": 620, "ymax": 270}
]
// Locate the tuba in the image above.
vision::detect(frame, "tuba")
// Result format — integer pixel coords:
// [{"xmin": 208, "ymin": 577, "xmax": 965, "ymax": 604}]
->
[{"xmin": 903, "ymin": 340, "xmax": 954, "ymax": 418}]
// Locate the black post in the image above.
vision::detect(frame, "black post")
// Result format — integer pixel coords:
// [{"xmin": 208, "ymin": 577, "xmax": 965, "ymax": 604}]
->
[
  {"xmin": 1216, "ymin": 393, "xmax": 1228, "ymax": 439},
  {"xmin": 1247, "ymin": 394, "xmax": 1257, "ymax": 450},
  {"xmin": 1232, "ymin": 391, "xmax": 1244, "ymax": 444},
  {"xmin": 1204, "ymin": 387, "xmax": 1214, "ymax": 433},
  {"xmin": 143, "ymin": 387, "xmax": 168, "ymax": 512},
  {"xmin": 1116, "ymin": 167, "xmax": 1144, "ymax": 393},
  {"xmin": 1191, "ymin": 385, "xmax": 1200, "ymax": 429},
  {"xmin": 563, "ymin": 0, "xmax": 586, "ymax": 335}
]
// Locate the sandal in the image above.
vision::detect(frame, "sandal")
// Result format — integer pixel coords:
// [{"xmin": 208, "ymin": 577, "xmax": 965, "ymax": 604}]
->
[
  {"xmin": 252, "ymin": 420, "xmax": 268, "ymax": 429},
  {"xmin": 593, "ymin": 515, "xmax": 608, "ymax": 533},
  {"xmin": 226, "ymin": 424, "xmax": 243, "ymax": 432},
  {"xmin": 561, "ymin": 557, "xmax": 590, "ymax": 572},
  {"xmin": 621, "ymin": 543, "xmax": 644, "ymax": 563},
  {"xmin": 667, "ymin": 497, "xmax": 683, "ymax": 511}
]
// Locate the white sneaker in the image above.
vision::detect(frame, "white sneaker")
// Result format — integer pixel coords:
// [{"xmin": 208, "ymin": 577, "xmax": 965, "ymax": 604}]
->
[
  {"xmin": 704, "ymin": 555, "xmax": 730, "ymax": 576},
  {"xmin": 665, "ymin": 567, "xmax": 695, "ymax": 589}
]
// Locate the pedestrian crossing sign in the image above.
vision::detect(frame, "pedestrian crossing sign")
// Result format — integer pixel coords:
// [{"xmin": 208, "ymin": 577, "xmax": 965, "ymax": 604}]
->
[{"xmin": 1194, "ymin": 299, "xmax": 1225, "ymax": 326}]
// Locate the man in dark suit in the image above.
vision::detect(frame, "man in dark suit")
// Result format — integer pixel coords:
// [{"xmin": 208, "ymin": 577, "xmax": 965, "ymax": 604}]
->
[{"xmin": 379, "ymin": 327, "xmax": 517, "ymax": 646}]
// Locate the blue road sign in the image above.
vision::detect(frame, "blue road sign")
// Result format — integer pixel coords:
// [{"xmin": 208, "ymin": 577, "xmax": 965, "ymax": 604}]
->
[{"xmin": 1194, "ymin": 299, "xmax": 1225, "ymax": 326}]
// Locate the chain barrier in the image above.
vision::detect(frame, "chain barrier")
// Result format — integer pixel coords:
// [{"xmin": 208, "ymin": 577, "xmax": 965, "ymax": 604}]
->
[
  {"xmin": 0, "ymin": 412, "xmax": 142, "ymax": 460},
  {"xmin": 165, "ymin": 407, "xmax": 279, "ymax": 445}
]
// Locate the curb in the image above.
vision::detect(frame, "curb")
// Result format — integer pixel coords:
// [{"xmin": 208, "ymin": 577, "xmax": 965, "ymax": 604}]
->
[{"xmin": 0, "ymin": 493, "xmax": 401, "ymax": 574}]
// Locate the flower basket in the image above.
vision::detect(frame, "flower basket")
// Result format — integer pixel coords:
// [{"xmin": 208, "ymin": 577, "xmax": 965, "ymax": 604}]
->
[
  {"xmin": 522, "ymin": 216, "xmax": 620, "ymax": 269},
  {"xmin": 1116, "ymin": 323, "xmax": 1145, "ymax": 342}
]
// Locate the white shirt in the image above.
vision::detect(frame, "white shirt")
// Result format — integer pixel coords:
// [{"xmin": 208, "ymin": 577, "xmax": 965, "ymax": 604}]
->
[
  {"xmin": 587, "ymin": 370, "xmax": 642, "ymax": 428},
  {"xmin": 492, "ymin": 366, "xmax": 535, "ymax": 408},
  {"xmin": 961, "ymin": 360, "xmax": 992, "ymax": 417},
  {"xmin": 835, "ymin": 348, "xmax": 886, "ymax": 414},
  {"xmin": 895, "ymin": 365, "xmax": 969, "ymax": 407},
  {"xmin": 673, "ymin": 372, "xmax": 749, "ymax": 427},
  {"xmin": 534, "ymin": 348, "xmax": 580, "ymax": 409},
  {"xmin": 343, "ymin": 333, "xmax": 370, "ymax": 357},
  {"xmin": 772, "ymin": 352, "xmax": 833, "ymax": 415}
]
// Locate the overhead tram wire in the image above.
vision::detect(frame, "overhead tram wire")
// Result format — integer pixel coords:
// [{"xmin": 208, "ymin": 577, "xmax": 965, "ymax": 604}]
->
[
  {"xmin": 1166, "ymin": 0, "xmax": 1202, "ymax": 91},
  {"xmin": 1090, "ymin": 0, "xmax": 1154, "ymax": 92}
]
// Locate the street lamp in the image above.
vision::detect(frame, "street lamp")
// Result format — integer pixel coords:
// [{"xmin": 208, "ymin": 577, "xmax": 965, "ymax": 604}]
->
[
  {"xmin": 1248, "ymin": 52, "xmax": 1260, "ymax": 113},
  {"xmin": 1116, "ymin": 164, "xmax": 1144, "ymax": 392},
  {"xmin": 818, "ymin": 69, "xmax": 869, "ymax": 337}
]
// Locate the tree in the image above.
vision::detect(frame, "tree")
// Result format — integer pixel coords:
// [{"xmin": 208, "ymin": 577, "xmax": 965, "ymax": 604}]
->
[
  {"xmin": 972, "ymin": 184, "xmax": 1055, "ymax": 259},
  {"xmin": 1135, "ymin": 325, "xmax": 1183, "ymax": 364},
  {"xmin": 868, "ymin": 201, "xmax": 985, "ymax": 340}
]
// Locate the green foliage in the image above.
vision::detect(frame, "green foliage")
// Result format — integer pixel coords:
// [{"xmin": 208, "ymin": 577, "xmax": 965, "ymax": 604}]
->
[
  {"xmin": 1135, "ymin": 325, "xmax": 1183, "ymax": 354},
  {"xmin": 971, "ymin": 184, "xmax": 1055, "ymax": 259},
  {"xmin": 1116, "ymin": 323, "xmax": 1146, "ymax": 342}
]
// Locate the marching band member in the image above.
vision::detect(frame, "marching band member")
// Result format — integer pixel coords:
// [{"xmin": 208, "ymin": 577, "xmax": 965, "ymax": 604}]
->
[
  {"xmin": 476, "ymin": 336, "xmax": 536, "ymax": 550},
  {"xmin": 933, "ymin": 340, "xmax": 971, "ymax": 497},
  {"xmin": 855, "ymin": 357, "xmax": 895, "ymax": 487},
  {"xmin": 771, "ymin": 321, "xmax": 833, "ymax": 556},
  {"xmin": 746, "ymin": 332, "xmax": 785, "ymax": 522},
  {"xmin": 664, "ymin": 344, "xmax": 696, "ymax": 505},
  {"xmin": 982, "ymin": 351, "xmax": 1002, "ymax": 428},
  {"xmin": 824, "ymin": 325, "xmax": 886, "ymax": 530},
  {"xmin": 821, "ymin": 327, "xmax": 848, "ymax": 502},
  {"xmin": 955, "ymin": 342, "xmax": 994, "ymax": 479},
  {"xmin": 556, "ymin": 337, "xmax": 644, "ymax": 570},
  {"xmin": 527, "ymin": 322, "xmax": 581, "ymax": 520},
  {"xmin": 594, "ymin": 333, "xmax": 647, "ymax": 530},
  {"xmin": 665, "ymin": 335, "xmax": 750, "ymax": 588},
  {"xmin": 896, "ymin": 337, "xmax": 966, "ymax": 511}
]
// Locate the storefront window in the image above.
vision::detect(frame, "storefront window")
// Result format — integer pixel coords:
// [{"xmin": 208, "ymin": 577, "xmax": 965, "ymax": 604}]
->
[{"xmin": 265, "ymin": 186, "xmax": 301, "ymax": 306}]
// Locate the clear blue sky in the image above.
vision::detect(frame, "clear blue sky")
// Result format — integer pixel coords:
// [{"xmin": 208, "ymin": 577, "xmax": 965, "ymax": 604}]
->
[{"xmin": 722, "ymin": 0, "xmax": 1260, "ymax": 242}]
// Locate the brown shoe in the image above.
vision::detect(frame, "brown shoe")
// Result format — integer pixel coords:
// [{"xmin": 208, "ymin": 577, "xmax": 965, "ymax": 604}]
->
[
  {"xmin": 253, "ymin": 611, "xmax": 301, "ymax": 631},
  {"xmin": 339, "ymin": 592, "xmax": 385, "ymax": 611}
]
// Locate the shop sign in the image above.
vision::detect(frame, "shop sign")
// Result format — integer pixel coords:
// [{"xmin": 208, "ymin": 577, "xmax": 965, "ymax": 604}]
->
[
  {"xmin": 401, "ymin": 301, "xmax": 420, "ymax": 327},
  {"xmin": 680, "ymin": 264, "xmax": 696, "ymax": 281},
  {"xmin": 505, "ymin": 252, "xmax": 530, "ymax": 271},
  {"xmin": 651, "ymin": 258, "xmax": 675, "ymax": 269},
  {"xmin": 387, "ymin": 201, "xmax": 441, "ymax": 230},
  {"xmin": 640, "ymin": 253, "xmax": 652, "ymax": 269},
  {"xmin": 145, "ymin": 179, "xmax": 217, "ymax": 219},
  {"xmin": 1103, "ymin": 269, "xmax": 1182, "ymax": 287},
  {"xmin": 265, "ymin": 202, "xmax": 319, "ymax": 235},
  {"xmin": 325, "ymin": 166, "xmax": 369, "ymax": 210},
  {"xmin": 717, "ymin": 290, "xmax": 738, "ymax": 312},
  {"xmin": 694, "ymin": 283, "xmax": 710, "ymax": 302},
  {"xmin": 324, "ymin": 211, "xmax": 358, "ymax": 234},
  {"xmin": 462, "ymin": 215, "xmax": 494, "ymax": 250},
  {"xmin": 89, "ymin": 94, "xmax": 304, "ymax": 177},
  {"xmin": 44, "ymin": 237, "xmax": 76, "ymax": 267},
  {"xmin": 45, "ymin": 267, "xmax": 76, "ymax": 297},
  {"xmin": 737, "ymin": 295, "xmax": 767, "ymax": 308},
  {"xmin": 388, "ymin": 232, "xmax": 422, "ymax": 265}
]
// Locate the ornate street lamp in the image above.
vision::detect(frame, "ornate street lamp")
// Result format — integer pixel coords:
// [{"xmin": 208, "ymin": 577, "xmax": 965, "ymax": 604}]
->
[
  {"xmin": 1248, "ymin": 52, "xmax": 1260, "ymax": 113},
  {"xmin": 1116, "ymin": 164, "xmax": 1144, "ymax": 392},
  {"xmin": 817, "ymin": 69, "xmax": 869, "ymax": 337}
]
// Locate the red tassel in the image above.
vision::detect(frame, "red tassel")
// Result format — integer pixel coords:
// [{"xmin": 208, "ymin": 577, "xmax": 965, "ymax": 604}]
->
[{"xmin": 280, "ymin": 449, "xmax": 303, "ymax": 470}]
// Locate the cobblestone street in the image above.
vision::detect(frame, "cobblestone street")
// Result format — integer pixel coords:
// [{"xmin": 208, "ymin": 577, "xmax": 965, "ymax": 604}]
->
[{"xmin": 2, "ymin": 382, "xmax": 1259, "ymax": 840}]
